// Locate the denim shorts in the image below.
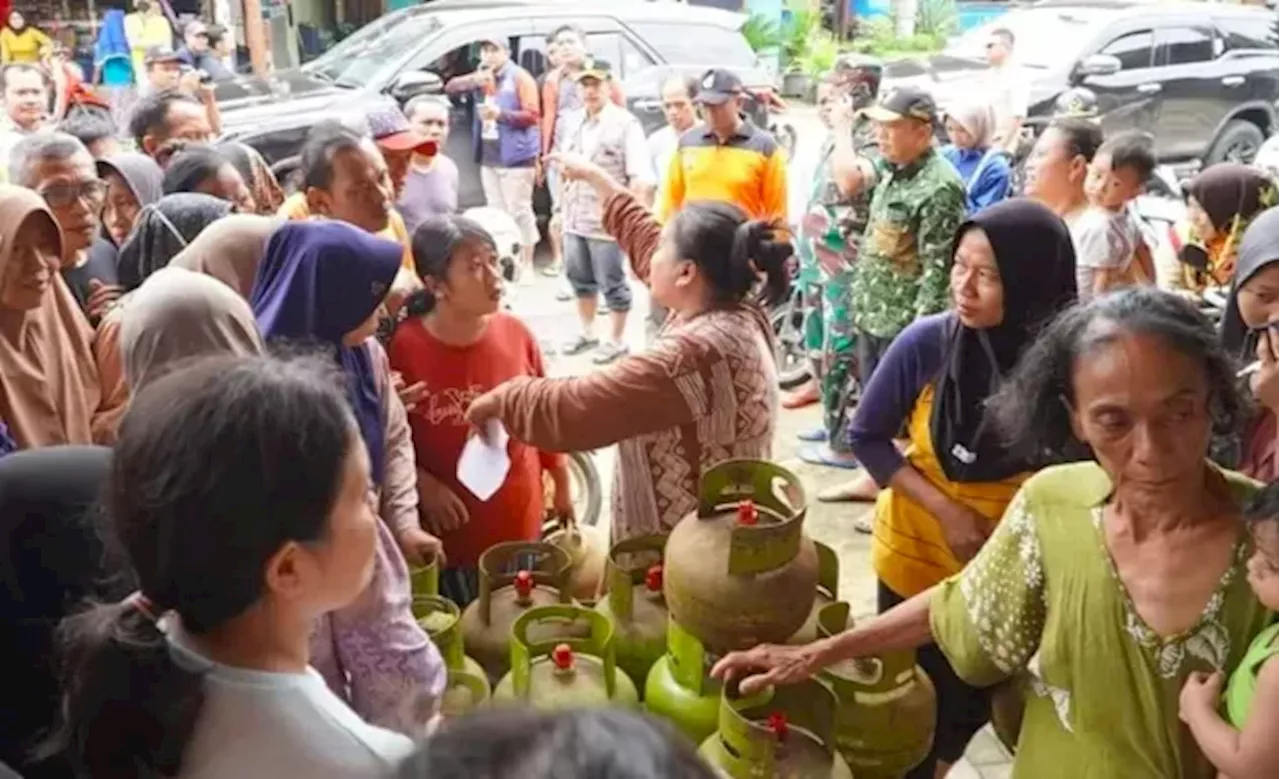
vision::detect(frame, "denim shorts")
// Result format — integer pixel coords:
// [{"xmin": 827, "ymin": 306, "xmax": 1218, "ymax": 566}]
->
[{"xmin": 564, "ymin": 234, "xmax": 632, "ymax": 312}]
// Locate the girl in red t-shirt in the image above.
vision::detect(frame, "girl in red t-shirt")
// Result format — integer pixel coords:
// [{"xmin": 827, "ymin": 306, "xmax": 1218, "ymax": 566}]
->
[{"xmin": 389, "ymin": 214, "xmax": 571, "ymax": 606}]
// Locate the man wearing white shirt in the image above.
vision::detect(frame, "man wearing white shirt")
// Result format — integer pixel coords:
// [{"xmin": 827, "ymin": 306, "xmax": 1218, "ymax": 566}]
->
[
  {"xmin": 643, "ymin": 74, "xmax": 698, "ymax": 334},
  {"xmin": 985, "ymin": 27, "xmax": 1029, "ymax": 154},
  {"xmin": 0, "ymin": 64, "xmax": 47, "ymax": 183},
  {"xmin": 646, "ymin": 74, "xmax": 699, "ymax": 207}
]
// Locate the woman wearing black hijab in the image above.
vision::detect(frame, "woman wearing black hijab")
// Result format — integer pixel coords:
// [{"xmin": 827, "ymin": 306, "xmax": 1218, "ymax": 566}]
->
[
  {"xmin": 1222, "ymin": 206, "xmax": 1279, "ymax": 482},
  {"xmin": 842, "ymin": 198, "xmax": 1077, "ymax": 778},
  {"xmin": 116, "ymin": 193, "xmax": 234, "ymax": 293},
  {"xmin": 0, "ymin": 447, "xmax": 131, "ymax": 779}
]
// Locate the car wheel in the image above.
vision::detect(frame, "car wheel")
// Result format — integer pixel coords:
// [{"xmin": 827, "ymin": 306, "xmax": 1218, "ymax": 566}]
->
[{"xmin": 1204, "ymin": 120, "xmax": 1266, "ymax": 166}]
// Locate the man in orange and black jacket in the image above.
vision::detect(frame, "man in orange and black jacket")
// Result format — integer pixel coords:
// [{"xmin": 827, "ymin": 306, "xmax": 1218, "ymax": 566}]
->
[{"xmin": 655, "ymin": 68, "xmax": 788, "ymax": 224}]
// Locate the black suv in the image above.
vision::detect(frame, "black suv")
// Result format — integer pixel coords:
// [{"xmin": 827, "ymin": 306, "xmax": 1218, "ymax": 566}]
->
[
  {"xmin": 214, "ymin": 0, "xmax": 771, "ymax": 208},
  {"xmin": 885, "ymin": 0, "xmax": 1278, "ymax": 166}
]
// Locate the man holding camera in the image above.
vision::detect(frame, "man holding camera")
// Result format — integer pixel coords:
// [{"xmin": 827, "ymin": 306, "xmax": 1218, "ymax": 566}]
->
[{"xmin": 176, "ymin": 20, "xmax": 232, "ymax": 83}]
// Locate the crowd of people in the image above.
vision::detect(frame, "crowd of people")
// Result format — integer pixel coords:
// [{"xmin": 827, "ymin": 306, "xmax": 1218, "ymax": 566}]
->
[
  {"xmin": 717, "ymin": 28, "xmax": 1279, "ymax": 779},
  {"xmin": 0, "ymin": 13, "xmax": 1273, "ymax": 779}
]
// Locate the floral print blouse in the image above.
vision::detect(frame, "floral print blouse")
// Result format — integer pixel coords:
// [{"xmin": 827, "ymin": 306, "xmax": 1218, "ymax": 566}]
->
[{"xmin": 931, "ymin": 461, "xmax": 1273, "ymax": 778}]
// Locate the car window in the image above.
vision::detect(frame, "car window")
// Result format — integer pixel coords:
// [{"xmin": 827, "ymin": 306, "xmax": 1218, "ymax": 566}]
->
[
  {"xmin": 1162, "ymin": 26, "xmax": 1215, "ymax": 65},
  {"xmin": 624, "ymin": 22, "xmax": 755, "ymax": 68},
  {"xmin": 1099, "ymin": 29, "xmax": 1154, "ymax": 70},
  {"xmin": 947, "ymin": 8, "xmax": 1116, "ymax": 70},
  {"xmin": 516, "ymin": 35, "xmax": 551, "ymax": 79},
  {"xmin": 408, "ymin": 27, "xmax": 525, "ymax": 85},
  {"xmin": 303, "ymin": 11, "xmax": 443, "ymax": 88},
  {"xmin": 1216, "ymin": 17, "xmax": 1279, "ymax": 51},
  {"xmin": 586, "ymin": 32, "xmax": 656, "ymax": 79},
  {"xmin": 425, "ymin": 43, "xmax": 481, "ymax": 86}
]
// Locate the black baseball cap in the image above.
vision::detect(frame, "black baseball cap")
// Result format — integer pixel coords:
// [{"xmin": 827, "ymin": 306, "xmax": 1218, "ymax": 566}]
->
[
  {"xmin": 575, "ymin": 59, "xmax": 614, "ymax": 83},
  {"xmin": 864, "ymin": 85, "xmax": 939, "ymax": 124},
  {"xmin": 695, "ymin": 68, "xmax": 743, "ymax": 106}
]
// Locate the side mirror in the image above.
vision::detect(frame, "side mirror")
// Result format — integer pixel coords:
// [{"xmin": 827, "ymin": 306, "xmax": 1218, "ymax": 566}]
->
[
  {"xmin": 390, "ymin": 70, "xmax": 444, "ymax": 102},
  {"xmin": 1075, "ymin": 54, "xmax": 1121, "ymax": 80}
]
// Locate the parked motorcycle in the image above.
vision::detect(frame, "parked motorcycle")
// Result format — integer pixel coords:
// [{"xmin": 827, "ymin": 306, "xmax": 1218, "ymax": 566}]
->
[
  {"xmin": 770, "ymin": 280, "xmax": 811, "ymax": 391},
  {"xmin": 748, "ymin": 85, "xmax": 798, "ymax": 160}
]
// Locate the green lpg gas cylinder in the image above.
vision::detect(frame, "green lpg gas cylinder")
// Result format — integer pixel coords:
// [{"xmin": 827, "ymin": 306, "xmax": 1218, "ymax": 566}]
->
[
  {"xmin": 440, "ymin": 668, "xmax": 491, "ymax": 718},
  {"xmin": 412, "ymin": 594, "xmax": 491, "ymax": 704},
  {"xmin": 644, "ymin": 617, "xmax": 722, "ymax": 744},
  {"xmin": 699, "ymin": 678, "xmax": 853, "ymax": 779},
  {"xmin": 543, "ymin": 516, "xmax": 608, "ymax": 604},
  {"xmin": 818, "ymin": 603, "xmax": 937, "ymax": 778},
  {"xmin": 409, "ymin": 552, "xmax": 440, "ymax": 598},
  {"xmin": 458, "ymin": 541, "xmax": 582, "ymax": 682},
  {"xmin": 593, "ymin": 534, "xmax": 668, "ymax": 692},
  {"xmin": 664, "ymin": 460, "xmax": 819, "ymax": 653},
  {"xmin": 787, "ymin": 541, "xmax": 840, "ymax": 645},
  {"xmin": 492, "ymin": 604, "xmax": 640, "ymax": 708}
]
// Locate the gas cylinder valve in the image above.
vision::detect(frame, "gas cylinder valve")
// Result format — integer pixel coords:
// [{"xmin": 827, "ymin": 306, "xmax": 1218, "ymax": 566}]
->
[
  {"xmin": 766, "ymin": 712, "xmax": 788, "ymax": 742},
  {"xmin": 514, "ymin": 569, "xmax": 534, "ymax": 599},
  {"xmin": 551, "ymin": 643, "xmax": 575, "ymax": 671},
  {"xmin": 645, "ymin": 563, "xmax": 664, "ymax": 592}
]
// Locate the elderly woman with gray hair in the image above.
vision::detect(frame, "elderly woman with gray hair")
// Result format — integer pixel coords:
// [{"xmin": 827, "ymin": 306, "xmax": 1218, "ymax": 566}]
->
[{"xmin": 942, "ymin": 100, "xmax": 1012, "ymax": 215}]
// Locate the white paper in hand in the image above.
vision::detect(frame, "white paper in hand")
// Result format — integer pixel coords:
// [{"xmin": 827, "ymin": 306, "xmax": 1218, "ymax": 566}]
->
[{"xmin": 456, "ymin": 419, "xmax": 511, "ymax": 501}]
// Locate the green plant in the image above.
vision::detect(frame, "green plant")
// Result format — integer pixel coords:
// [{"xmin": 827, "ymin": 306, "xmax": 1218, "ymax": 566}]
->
[
  {"xmin": 847, "ymin": 12, "xmax": 945, "ymax": 57},
  {"xmin": 741, "ymin": 13, "xmax": 782, "ymax": 53},
  {"xmin": 782, "ymin": 0, "xmax": 823, "ymax": 69},
  {"xmin": 915, "ymin": 0, "xmax": 958, "ymax": 41},
  {"xmin": 800, "ymin": 32, "xmax": 840, "ymax": 76}
]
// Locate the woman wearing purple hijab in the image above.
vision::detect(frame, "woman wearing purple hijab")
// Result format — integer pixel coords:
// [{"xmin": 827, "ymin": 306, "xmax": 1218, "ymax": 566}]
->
[{"xmin": 250, "ymin": 220, "xmax": 446, "ymax": 736}]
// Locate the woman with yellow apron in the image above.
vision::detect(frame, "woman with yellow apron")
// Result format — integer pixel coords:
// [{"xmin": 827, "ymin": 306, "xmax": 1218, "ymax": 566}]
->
[{"xmin": 847, "ymin": 199, "xmax": 1079, "ymax": 778}]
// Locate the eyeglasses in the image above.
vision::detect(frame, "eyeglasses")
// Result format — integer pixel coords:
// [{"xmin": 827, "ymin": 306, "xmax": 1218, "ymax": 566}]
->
[{"xmin": 39, "ymin": 179, "xmax": 107, "ymax": 208}]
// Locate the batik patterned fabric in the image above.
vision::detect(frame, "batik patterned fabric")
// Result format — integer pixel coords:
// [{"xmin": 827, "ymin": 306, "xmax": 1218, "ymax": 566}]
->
[
  {"xmin": 480, "ymin": 192, "xmax": 778, "ymax": 543},
  {"xmin": 930, "ymin": 462, "xmax": 1270, "ymax": 779},
  {"xmin": 850, "ymin": 147, "xmax": 965, "ymax": 339}
]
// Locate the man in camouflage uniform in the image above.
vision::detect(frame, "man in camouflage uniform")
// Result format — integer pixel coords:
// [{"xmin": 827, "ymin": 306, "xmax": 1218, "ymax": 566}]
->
[
  {"xmin": 820, "ymin": 85, "xmax": 965, "ymax": 503},
  {"xmin": 796, "ymin": 56, "xmax": 883, "ymax": 469},
  {"xmin": 852, "ymin": 86, "xmax": 964, "ymax": 371}
]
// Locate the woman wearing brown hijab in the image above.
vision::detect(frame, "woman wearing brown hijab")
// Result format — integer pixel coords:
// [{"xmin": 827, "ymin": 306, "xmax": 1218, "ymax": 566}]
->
[
  {"xmin": 90, "ymin": 213, "xmax": 281, "ymax": 442},
  {"xmin": 167, "ymin": 213, "xmax": 282, "ymax": 297},
  {"xmin": 0, "ymin": 185, "xmax": 121, "ymax": 448},
  {"xmin": 119, "ymin": 267, "xmax": 264, "ymax": 389}
]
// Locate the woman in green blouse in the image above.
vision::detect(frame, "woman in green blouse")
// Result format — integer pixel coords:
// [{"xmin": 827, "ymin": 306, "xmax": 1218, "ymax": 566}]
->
[{"xmin": 713, "ymin": 287, "xmax": 1273, "ymax": 778}]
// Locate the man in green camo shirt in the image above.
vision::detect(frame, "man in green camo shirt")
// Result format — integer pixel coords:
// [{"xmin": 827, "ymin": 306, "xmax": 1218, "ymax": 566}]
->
[
  {"xmin": 796, "ymin": 56, "xmax": 883, "ymax": 470},
  {"xmin": 850, "ymin": 85, "xmax": 965, "ymax": 379}
]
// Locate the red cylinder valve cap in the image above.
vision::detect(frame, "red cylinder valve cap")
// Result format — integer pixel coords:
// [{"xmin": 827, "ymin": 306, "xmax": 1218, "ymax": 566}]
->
[
  {"xmin": 552, "ymin": 643, "xmax": 574, "ymax": 670},
  {"xmin": 645, "ymin": 563, "xmax": 664, "ymax": 592},
  {"xmin": 737, "ymin": 500, "xmax": 759, "ymax": 526},
  {"xmin": 514, "ymin": 569, "xmax": 534, "ymax": 597},
  {"xmin": 767, "ymin": 712, "xmax": 788, "ymax": 742}
]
